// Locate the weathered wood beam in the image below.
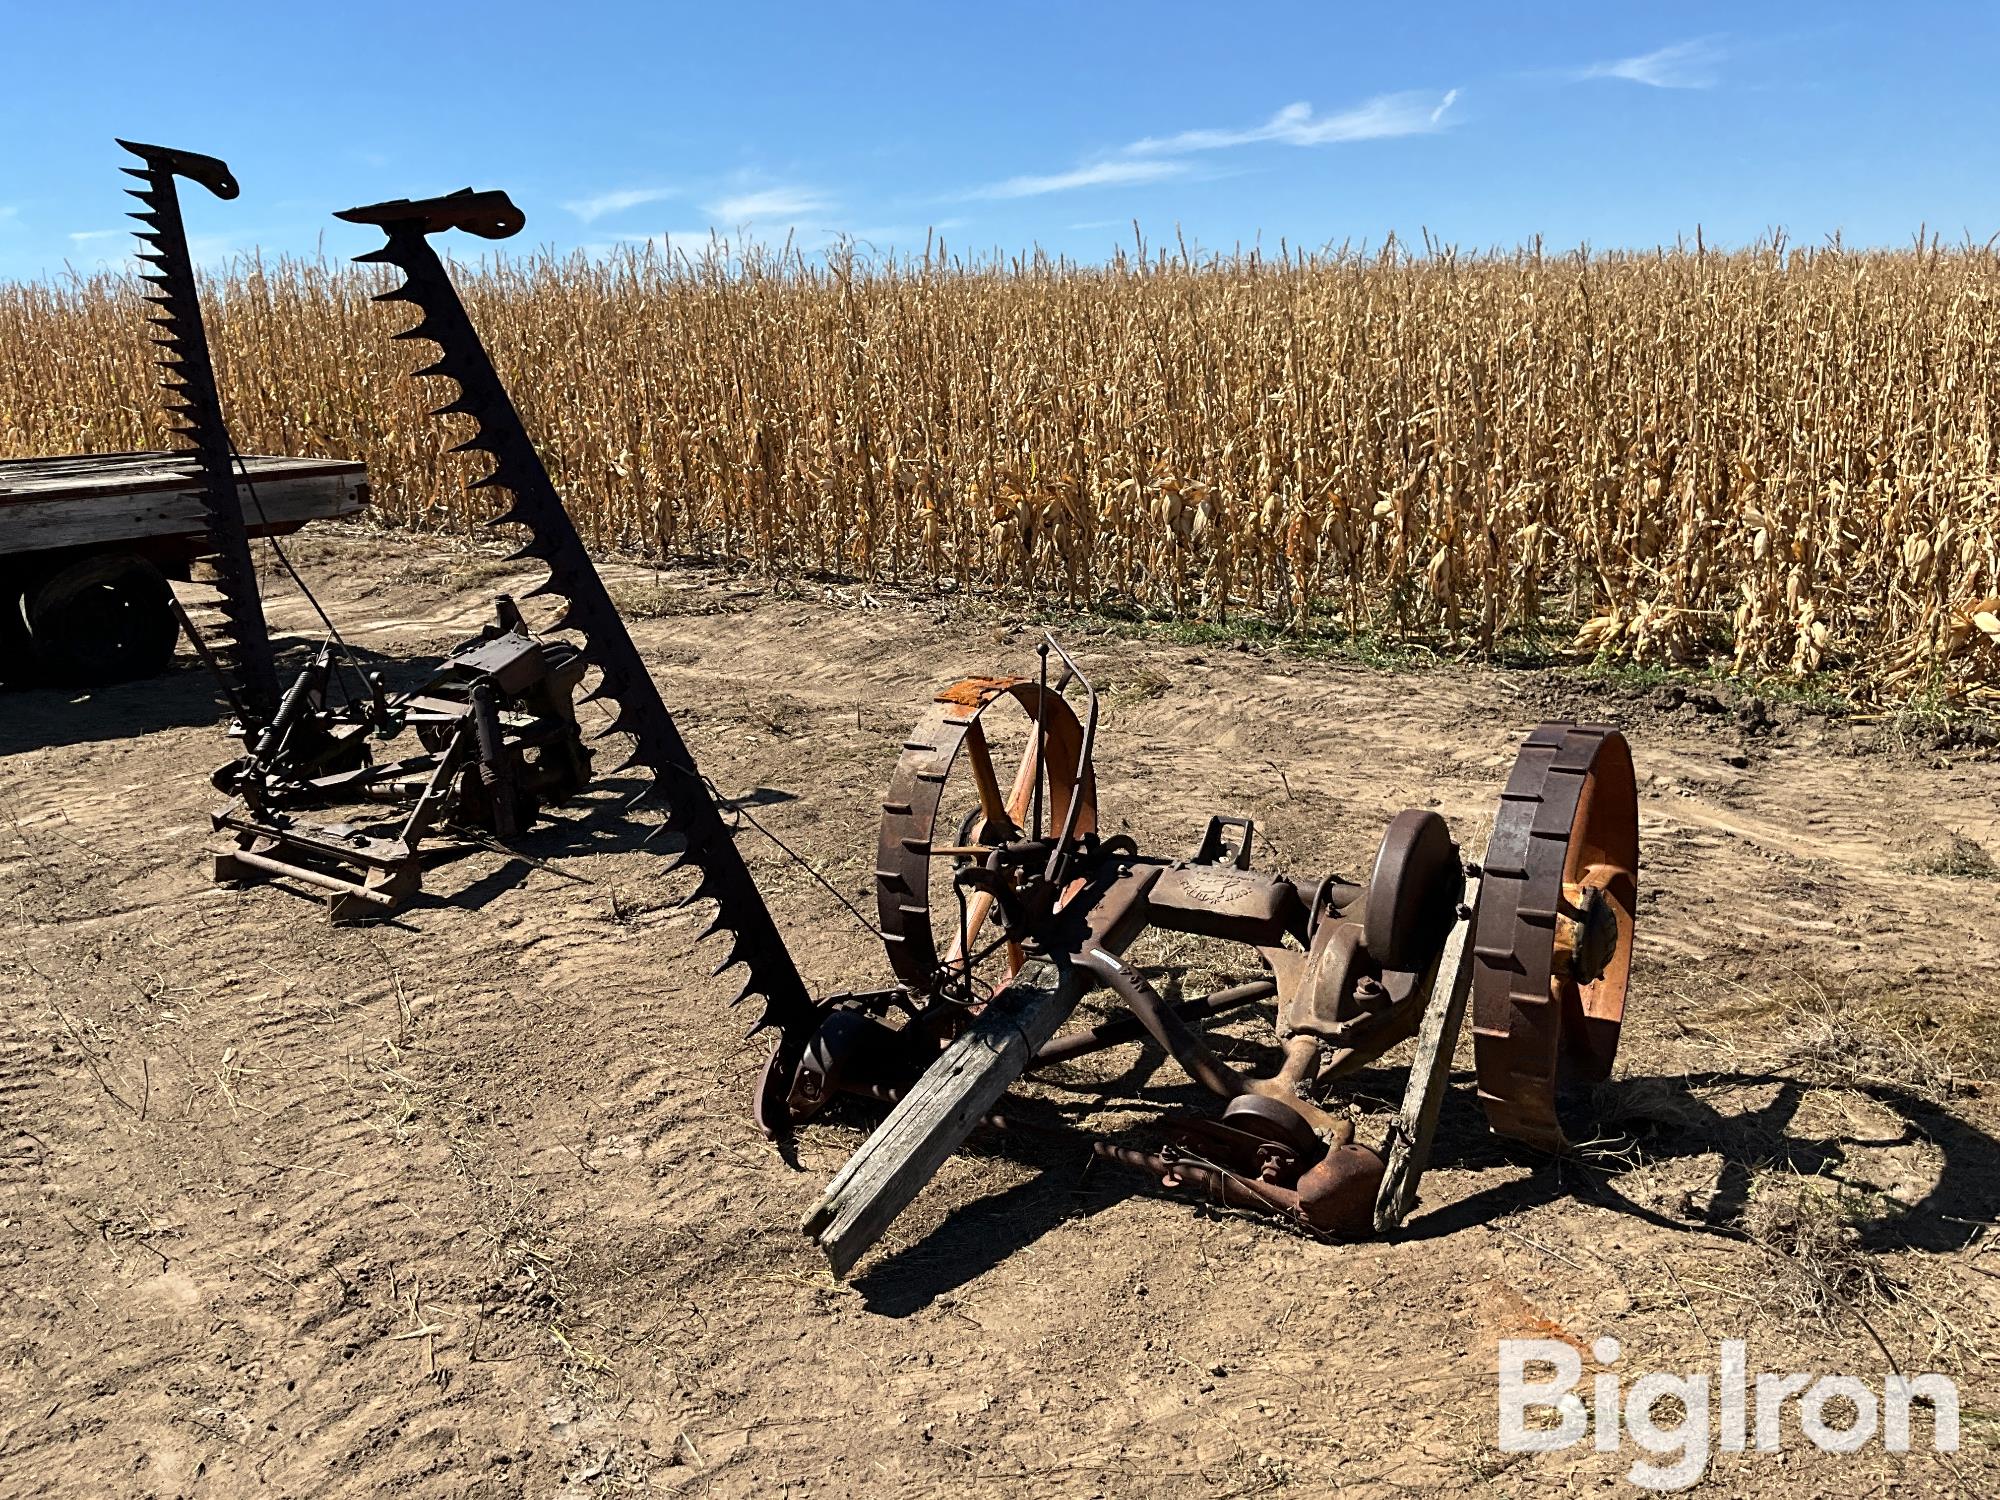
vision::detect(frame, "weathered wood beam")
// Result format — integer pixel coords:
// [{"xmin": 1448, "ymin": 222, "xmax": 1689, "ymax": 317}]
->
[
  {"xmin": 1374, "ymin": 861, "xmax": 1482, "ymax": 1233},
  {"xmin": 801, "ymin": 955, "xmax": 1082, "ymax": 1278}
]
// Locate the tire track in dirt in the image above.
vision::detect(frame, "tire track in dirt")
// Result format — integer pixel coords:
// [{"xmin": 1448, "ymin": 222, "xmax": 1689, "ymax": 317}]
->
[{"xmin": 0, "ymin": 726, "xmax": 524, "ymax": 1497}]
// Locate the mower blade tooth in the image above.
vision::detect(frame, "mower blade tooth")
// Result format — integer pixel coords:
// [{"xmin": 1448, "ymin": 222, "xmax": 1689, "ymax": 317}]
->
[
  {"xmin": 448, "ymin": 434, "xmax": 501, "ymax": 456},
  {"xmin": 687, "ymin": 862, "xmax": 728, "ymax": 908},
  {"xmin": 520, "ymin": 574, "xmax": 571, "ymax": 602},
  {"xmin": 711, "ymin": 936, "xmax": 751, "ymax": 979},
  {"xmin": 116, "ymin": 145, "xmax": 281, "ymax": 719}
]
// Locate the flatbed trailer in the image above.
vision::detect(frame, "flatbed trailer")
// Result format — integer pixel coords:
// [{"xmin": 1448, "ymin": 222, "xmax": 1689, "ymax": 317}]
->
[{"xmin": 0, "ymin": 451, "xmax": 368, "ymax": 684}]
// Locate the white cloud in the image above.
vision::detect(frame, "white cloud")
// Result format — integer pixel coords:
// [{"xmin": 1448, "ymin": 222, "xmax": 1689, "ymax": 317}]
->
[
  {"xmin": 964, "ymin": 158, "xmax": 1188, "ymax": 201},
  {"xmin": 703, "ymin": 185, "xmax": 836, "ymax": 222},
  {"xmin": 1575, "ymin": 38, "xmax": 1726, "ymax": 90},
  {"xmin": 68, "ymin": 229, "xmax": 125, "ymax": 243},
  {"xmin": 961, "ymin": 87, "xmax": 1458, "ymax": 201},
  {"xmin": 563, "ymin": 186, "xmax": 679, "ymax": 223},
  {"xmin": 1126, "ymin": 90, "xmax": 1460, "ymax": 155}
]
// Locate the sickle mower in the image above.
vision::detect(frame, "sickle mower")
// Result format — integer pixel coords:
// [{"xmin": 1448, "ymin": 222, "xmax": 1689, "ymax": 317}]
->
[
  {"xmin": 119, "ymin": 151, "xmax": 606, "ymax": 923},
  {"xmin": 784, "ymin": 644, "xmax": 1639, "ymax": 1273},
  {"xmin": 202, "ymin": 180, "xmax": 1640, "ymax": 1269}
]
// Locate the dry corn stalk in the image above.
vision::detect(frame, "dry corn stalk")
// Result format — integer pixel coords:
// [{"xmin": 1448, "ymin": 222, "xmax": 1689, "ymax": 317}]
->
[{"xmin": 3, "ymin": 235, "xmax": 1999, "ymax": 704}]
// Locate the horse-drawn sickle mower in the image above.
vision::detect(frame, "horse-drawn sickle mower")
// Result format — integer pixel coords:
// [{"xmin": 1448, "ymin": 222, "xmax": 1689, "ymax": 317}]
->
[
  {"xmin": 138, "ymin": 148, "xmax": 1642, "ymax": 1274},
  {"xmin": 788, "ymin": 674, "xmax": 1637, "ymax": 1271}
]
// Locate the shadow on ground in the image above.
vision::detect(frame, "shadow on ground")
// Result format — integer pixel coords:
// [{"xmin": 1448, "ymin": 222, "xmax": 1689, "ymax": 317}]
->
[{"xmin": 840, "ymin": 1057, "xmax": 1998, "ymax": 1316}]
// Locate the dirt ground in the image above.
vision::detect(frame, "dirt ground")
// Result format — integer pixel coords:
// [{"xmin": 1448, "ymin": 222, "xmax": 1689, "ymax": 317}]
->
[{"xmin": 4, "ymin": 528, "xmax": 1998, "ymax": 1498}]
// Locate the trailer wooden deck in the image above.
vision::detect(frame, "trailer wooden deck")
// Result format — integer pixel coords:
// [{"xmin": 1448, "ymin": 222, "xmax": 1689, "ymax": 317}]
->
[{"xmin": 0, "ymin": 451, "xmax": 368, "ymax": 556}]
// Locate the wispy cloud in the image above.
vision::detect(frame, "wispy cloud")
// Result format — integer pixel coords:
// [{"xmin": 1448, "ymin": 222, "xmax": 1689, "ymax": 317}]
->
[
  {"xmin": 964, "ymin": 158, "xmax": 1188, "ymax": 201},
  {"xmin": 1127, "ymin": 91, "xmax": 1459, "ymax": 155},
  {"xmin": 563, "ymin": 186, "xmax": 679, "ymax": 223},
  {"xmin": 68, "ymin": 229, "xmax": 125, "ymax": 243},
  {"xmin": 0, "ymin": 206, "xmax": 19, "ymax": 224},
  {"xmin": 1575, "ymin": 38, "xmax": 1726, "ymax": 90},
  {"xmin": 961, "ymin": 87, "xmax": 1458, "ymax": 200},
  {"xmin": 703, "ymin": 185, "xmax": 837, "ymax": 222}
]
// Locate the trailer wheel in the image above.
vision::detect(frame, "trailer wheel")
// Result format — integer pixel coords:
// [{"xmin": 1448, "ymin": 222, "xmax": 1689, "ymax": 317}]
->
[{"xmin": 20, "ymin": 552, "xmax": 181, "ymax": 685}]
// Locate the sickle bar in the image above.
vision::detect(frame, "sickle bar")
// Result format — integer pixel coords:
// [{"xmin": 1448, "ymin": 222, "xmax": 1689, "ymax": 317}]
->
[
  {"xmin": 116, "ymin": 139, "xmax": 279, "ymax": 720},
  {"xmin": 336, "ymin": 189, "xmax": 814, "ymax": 1048}
]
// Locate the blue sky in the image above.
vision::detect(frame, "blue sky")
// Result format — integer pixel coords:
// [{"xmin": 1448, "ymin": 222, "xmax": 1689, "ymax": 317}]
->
[{"xmin": 3, "ymin": 2, "xmax": 1998, "ymax": 281}]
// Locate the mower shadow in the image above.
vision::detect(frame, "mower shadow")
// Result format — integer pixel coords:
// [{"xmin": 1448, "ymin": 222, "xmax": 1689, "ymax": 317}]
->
[
  {"xmin": 1393, "ymin": 1067, "xmax": 2000, "ymax": 1257},
  {"xmin": 847, "ymin": 1060, "xmax": 1999, "ymax": 1315},
  {"xmin": 0, "ymin": 636, "xmax": 449, "ymax": 756},
  {"xmin": 847, "ymin": 1128, "xmax": 1152, "ymax": 1319},
  {"xmin": 417, "ymin": 777, "xmax": 801, "ymax": 913}
]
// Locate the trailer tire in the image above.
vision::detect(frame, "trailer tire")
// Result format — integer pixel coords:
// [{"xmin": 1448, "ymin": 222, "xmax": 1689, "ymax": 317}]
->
[{"xmin": 20, "ymin": 552, "xmax": 180, "ymax": 685}]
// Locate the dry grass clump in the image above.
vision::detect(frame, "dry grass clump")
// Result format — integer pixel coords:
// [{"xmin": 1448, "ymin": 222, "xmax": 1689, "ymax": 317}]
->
[
  {"xmin": 1908, "ymin": 831, "xmax": 2000, "ymax": 880},
  {"xmin": 1743, "ymin": 1174, "xmax": 1902, "ymax": 1320},
  {"xmin": 1773, "ymin": 977, "xmax": 1995, "ymax": 1104},
  {"xmin": 4, "ymin": 234, "xmax": 2000, "ymax": 702}
]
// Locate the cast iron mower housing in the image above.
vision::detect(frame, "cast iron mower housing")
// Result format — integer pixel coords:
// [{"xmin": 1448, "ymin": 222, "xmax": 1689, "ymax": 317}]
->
[
  {"xmin": 166, "ymin": 175, "xmax": 1640, "ymax": 1271},
  {"xmin": 208, "ymin": 596, "xmax": 594, "ymax": 919}
]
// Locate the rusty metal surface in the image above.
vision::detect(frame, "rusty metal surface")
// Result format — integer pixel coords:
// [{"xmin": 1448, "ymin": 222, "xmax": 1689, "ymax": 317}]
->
[
  {"xmin": 1144, "ymin": 862, "xmax": 1305, "ymax": 945},
  {"xmin": 1470, "ymin": 724, "xmax": 1639, "ymax": 1152},
  {"xmin": 1361, "ymin": 810, "xmax": 1462, "ymax": 971},
  {"xmin": 784, "ymin": 658, "xmax": 1649, "ymax": 1258},
  {"xmin": 206, "ymin": 600, "xmax": 596, "ymax": 921},
  {"xmin": 875, "ymin": 677, "xmax": 1096, "ymax": 995},
  {"xmin": 335, "ymin": 188, "xmax": 525, "ymax": 240}
]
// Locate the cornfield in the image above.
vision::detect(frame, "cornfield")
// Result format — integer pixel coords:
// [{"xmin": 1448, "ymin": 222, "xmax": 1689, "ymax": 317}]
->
[{"xmin": 3, "ymin": 237, "xmax": 1998, "ymax": 703}]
